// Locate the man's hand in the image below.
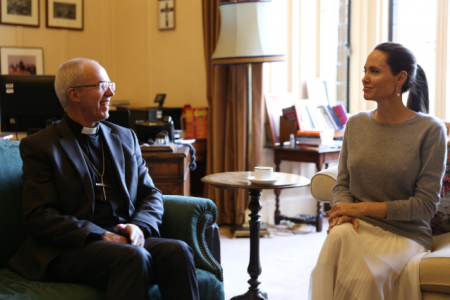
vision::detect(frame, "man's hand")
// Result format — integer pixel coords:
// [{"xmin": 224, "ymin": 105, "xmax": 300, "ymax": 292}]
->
[
  {"xmin": 101, "ymin": 231, "xmax": 129, "ymax": 244},
  {"xmin": 116, "ymin": 224, "xmax": 145, "ymax": 247}
]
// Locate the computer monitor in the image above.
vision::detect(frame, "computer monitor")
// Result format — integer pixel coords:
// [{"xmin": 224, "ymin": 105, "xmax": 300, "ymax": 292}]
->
[
  {"xmin": 0, "ymin": 75, "xmax": 64, "ymax": 133},
  {"xmin": 106, "ymin": 110, "xmax": 130, "ymax": 128}
]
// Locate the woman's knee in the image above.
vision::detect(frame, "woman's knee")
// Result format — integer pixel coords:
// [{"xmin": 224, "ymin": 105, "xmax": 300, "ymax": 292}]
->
[{"xmin": 327, "ymin": 222, "xmax": 355, "ymax": 244}]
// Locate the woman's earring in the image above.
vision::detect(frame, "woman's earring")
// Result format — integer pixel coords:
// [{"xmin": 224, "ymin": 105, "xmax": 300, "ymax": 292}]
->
[{"xmin": 397, "ymin": 86, "xmax": 401, "ymax": 97}]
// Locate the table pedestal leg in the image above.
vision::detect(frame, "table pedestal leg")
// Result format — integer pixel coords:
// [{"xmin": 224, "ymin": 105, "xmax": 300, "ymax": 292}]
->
[
  {"xmin": 231, "ymin": 188, "xmax": 268, "ymax": 300},
  {"xmin": 274, "ymin": 188, "xmax": 281, "ymax": 225}
]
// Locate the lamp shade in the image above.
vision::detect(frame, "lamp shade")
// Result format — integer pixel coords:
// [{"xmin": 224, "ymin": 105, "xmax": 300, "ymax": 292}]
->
[{"xmin": 211, "ymin": 1, "xmax": 285, "ymax": 65}]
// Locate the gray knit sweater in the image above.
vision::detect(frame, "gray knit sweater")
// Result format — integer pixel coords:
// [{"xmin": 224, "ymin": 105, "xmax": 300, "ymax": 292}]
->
[{"xmin": 333, "ymin": 110, "xmax": 447, "ymax": 250}]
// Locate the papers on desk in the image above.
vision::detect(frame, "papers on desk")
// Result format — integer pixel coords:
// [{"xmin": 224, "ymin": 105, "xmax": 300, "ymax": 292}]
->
[
  {"xmin": 140, "ymin": 142, "xmax": 177, "ymax": 152},
  {"xmin": 176, "ymin": 139, "xmax": 196, "ymax": 144},
  {"xmin": 0, "ymin": 134, "xmax": 14, "ymax": 140}
]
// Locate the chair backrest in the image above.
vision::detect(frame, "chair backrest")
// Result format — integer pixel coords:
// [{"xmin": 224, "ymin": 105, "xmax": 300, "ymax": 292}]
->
[
  {"xmin": 0, "ymin": 141, "xmax": 26, "ymax": 267},
  {"xmin": 310, "ymin": 165, "xmax": 338, "ymax": 204}
]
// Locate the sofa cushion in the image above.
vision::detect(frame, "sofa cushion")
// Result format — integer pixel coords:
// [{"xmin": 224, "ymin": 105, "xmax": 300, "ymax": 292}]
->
[
  {"xmin": 420, "ymin": 232, "xmax": 450, "ymax": 294},
  {"xmin": 0, "ymin": 267, "xmax": 224, "ymax": 300},
  {"xmin": 0, "ymin": 267, "xmax": 105, "ymax": 300},
  {"xmin": 431, "ymin": 143, "xmax": 450, "ymax": 235},
  {"xmin": 0, "ymin": 141, "xmax": 26, "ymax": 268}
]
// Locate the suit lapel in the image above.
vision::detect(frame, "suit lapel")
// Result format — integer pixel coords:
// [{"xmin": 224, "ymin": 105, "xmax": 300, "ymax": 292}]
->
[
  {"xmin": 57, "ymin": 118, "xmax": 95, "ymax": 210},
  {"xmin": 100, "ymin": 123, "xmax": 130, "ymax": 201}
]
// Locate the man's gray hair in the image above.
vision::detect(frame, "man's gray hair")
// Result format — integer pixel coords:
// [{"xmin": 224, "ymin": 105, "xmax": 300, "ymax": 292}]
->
[{"xmin": 55, "ymin": 58, "xmax": 100, "ymax": 108}]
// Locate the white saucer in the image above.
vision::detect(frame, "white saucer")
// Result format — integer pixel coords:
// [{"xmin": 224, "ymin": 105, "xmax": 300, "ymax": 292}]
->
[{"xmin": 247, "ymin": 176, "xmax": 279, "ymax": 185}]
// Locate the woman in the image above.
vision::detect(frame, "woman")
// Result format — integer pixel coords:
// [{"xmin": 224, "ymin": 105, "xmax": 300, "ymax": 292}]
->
[{"xmin": 309, "ymin": 42, "xmax": 447, "ymax": 300}]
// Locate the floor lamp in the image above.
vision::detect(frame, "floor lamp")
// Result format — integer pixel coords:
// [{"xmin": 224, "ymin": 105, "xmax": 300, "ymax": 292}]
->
[{"xmin": 211, "ymin": 0, "xmax": 285, "ymax": 235}]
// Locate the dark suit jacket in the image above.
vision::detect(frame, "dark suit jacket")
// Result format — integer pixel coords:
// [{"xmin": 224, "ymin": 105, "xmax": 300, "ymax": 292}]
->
[{"xmin": 8, "ymin": 117, "xmax": 164, "ymax": 281}]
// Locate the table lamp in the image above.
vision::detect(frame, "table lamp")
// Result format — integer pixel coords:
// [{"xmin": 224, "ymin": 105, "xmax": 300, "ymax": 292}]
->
[{"xmin": 211, "ymin": 0, "xmax": 285, "ymax": 171}]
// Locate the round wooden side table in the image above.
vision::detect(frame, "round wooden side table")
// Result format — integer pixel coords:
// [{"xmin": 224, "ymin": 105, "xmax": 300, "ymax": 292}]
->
[{"xmin": 202, "ymin": 171, "xmax": 310, "ymax": 300}]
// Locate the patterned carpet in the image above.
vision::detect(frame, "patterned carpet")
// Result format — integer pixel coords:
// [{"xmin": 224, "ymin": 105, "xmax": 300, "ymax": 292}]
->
[{"xmin": 220, "ymin": 221, "xmax": 328, "ymax": 300}]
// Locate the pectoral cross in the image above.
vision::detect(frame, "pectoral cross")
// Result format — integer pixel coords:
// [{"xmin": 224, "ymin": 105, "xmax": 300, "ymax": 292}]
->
[{"xmin": 96, "ymin": 176, "xmax": 111, "ymax": 201}]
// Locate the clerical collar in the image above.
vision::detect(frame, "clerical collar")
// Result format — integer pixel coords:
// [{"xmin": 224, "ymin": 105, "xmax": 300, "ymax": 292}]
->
[
  {"xmin": 65, "ymin": 115, "xmax": 100, "ymax": 135},
  {"xmin": 81, "ymin": 126, "xmax": 99, "ymax": 135}
]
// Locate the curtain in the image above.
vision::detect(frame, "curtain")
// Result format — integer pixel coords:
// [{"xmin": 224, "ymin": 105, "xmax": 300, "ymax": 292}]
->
[{"xmin": 202, "ymin": 0, "xmax": 264, "ymax": 225}]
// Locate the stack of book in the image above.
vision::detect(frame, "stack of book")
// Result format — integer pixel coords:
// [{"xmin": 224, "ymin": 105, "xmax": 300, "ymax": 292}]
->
[
  {"xmin": 295, "ymin": 131, "xmax": 343, "ymax": 150},
  {"xmin": 279, "ymin": 101, "xmax": 348, "ymax": 150}
]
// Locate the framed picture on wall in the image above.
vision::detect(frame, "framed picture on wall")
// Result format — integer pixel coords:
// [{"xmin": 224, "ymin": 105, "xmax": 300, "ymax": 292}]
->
[
  {"xmin": 46, "ymin": 0, "xmax": 83, "ymax": 30},
  {"xmin": 0, "ymin": 47, "xmax": 44, "ymax": 75},
  {"xmin": 0, "ymin": 0, "xmax": 40, "ymax": 27},
  {"xmin": 159, "ymin": 0, "xmax": 175, "ymax": 30}
]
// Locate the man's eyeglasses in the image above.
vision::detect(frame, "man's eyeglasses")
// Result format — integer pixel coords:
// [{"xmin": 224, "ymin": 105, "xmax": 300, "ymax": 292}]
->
[{"xmin": 70, "ymin": 82, "xmax": 115, "ymax": 92}]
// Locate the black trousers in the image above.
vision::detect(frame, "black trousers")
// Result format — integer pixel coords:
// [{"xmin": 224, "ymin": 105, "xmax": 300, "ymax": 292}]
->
[{"xmin": 46, "ymin": 238, "xmax": 200, "ymax": 300}]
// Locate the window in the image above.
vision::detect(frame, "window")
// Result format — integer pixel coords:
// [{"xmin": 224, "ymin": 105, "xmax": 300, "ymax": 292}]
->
[
  {"xmin": 263, "ymin": 0, "xmax": 351, "ymax": 111},
  {"xmin": 336, "ymin": 0, "xmax": 351, "ymax": 110},
  {"xmin": 389, "ymin": 0, "xmax": 437, "ymax": 115}
]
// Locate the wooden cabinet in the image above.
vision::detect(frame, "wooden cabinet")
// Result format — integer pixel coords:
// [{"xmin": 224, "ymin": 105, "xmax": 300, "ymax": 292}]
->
[{"xmin": 141, "ymin": 145, "xmax": 191, "ymax": 196}]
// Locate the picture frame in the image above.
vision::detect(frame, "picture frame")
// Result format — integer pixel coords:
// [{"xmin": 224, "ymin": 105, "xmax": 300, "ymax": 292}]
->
[
  {"xmin": 0, "ymin": 47, "xmax": 44, "ymax": 75},
  {"xmin": 0, "ymin": 0, "xmax": 40, "ymax": 27},
  {"xmin": 158, "ymin": 0, "xmax": 175, "ymax": 30},
  {"xmin": 46, "ymin": 0, "xmax": 83, "ymax": 30}
]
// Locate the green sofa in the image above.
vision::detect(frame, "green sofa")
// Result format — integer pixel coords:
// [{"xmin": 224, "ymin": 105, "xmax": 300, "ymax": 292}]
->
[{"xmin": 0, "ymin": 140, "xmax": 224, "ymax": 300}]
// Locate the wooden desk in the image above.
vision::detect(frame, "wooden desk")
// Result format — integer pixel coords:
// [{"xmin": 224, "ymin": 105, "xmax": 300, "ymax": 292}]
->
[
  {"xmin": 273, "ymin": 145, "xmax": 341, "ymax": 232},
  {"xmin": 141, "ymin": 145, "xmax": 191, "ymax": 196}
]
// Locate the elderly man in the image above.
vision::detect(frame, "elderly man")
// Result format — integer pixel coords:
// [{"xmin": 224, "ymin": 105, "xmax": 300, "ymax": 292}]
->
[{"xmin": 8, "ymin": 58, "xmax": 199, "ymax": 300}]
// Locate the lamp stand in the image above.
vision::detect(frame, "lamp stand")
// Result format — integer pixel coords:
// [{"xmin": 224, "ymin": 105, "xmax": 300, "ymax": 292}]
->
[
  {"xmin": 233, "ymin": 63, "xmax": 270, "ymax": 238},
  {"xmin": 247, "ymin": 63, "xmax": 253, "ymax": 171}
]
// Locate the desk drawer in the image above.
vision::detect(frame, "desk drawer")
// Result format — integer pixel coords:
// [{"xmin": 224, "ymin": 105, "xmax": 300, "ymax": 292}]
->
[{"xmin": 146, "ymin": 159, "xmax": 184, "ymax": 180}]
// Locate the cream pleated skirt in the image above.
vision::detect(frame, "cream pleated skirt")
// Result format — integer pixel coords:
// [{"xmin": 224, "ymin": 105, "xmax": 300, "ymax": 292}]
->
[{"xmin": 309, "ymin": 220, "xmax": 427, "ymax": 300}]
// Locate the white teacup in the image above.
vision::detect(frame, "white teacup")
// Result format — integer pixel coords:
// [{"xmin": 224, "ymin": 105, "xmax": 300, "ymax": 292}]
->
[{"xmin": 254, "ymin": 166, "xmax": 273, "ymax": 180}]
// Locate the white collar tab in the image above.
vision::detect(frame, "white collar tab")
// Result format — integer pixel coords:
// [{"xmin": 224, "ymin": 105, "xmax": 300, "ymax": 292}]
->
[{"xmin": 81, "ymin": 126, "xmax": 99, "ymax": 135}]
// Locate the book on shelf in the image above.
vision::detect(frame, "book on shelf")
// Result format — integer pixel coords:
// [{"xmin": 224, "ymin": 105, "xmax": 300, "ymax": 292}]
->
[
  {"xmin": 294, "ymin": 101, "xmax": 348, "ymax": 132},
  {"xmin": 317, "ymin": 105, "xmax": 335, "ymax": 130},
  {"xmin": 325, "ymin": 105, "xmax": 344, "ymax": 129},
  {"xmin": 281, "ymin": 105, "xmax": 297, "ymax": 122},
  {"xmin": 318, "ymin": 105, "xmax": 345, "ymax": 130},
  {"xmin": 333, "ymin": 104, "xmax": 348, "ymax": 125}
]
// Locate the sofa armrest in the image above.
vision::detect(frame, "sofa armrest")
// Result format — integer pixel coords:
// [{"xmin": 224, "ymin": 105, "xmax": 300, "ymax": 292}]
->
[
  {"xmin": 161, "ymin": 195, "xmax": 223, "ymax": 282},
  {"xmin": 310, "ymin": 166, "xmax": 338, "ymax": 204},
  {"xmin": 420, "ymin": 232, "xmax": 450, "ymax": 294}
]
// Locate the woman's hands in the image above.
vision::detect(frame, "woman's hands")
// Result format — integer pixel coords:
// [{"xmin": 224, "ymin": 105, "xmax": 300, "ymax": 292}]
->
[
  {"xmin": 327, "ymin": 216, "xmax": 359, "ymax": 234},
  {"xmin": 326, "ymin": 202, "xmax": 387, "ymax": 234},
  {"xmin": 326, "ymin": 203, "xmax": 367, "ymax": 220}
]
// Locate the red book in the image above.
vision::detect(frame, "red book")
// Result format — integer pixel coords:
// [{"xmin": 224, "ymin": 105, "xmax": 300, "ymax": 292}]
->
[{"xmin": 333, "ymin": 104, "xmax": 348, "ymax": 125}]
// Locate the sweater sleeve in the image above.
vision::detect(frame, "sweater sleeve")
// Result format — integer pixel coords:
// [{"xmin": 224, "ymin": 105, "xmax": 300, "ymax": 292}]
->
[
  {"xmin": 385, "ymin": 122, "xmax": 447, "ymax": 221},
  {"xmin": 333, "ymin": 119, "xmax": 355, "ymax": 204}
]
